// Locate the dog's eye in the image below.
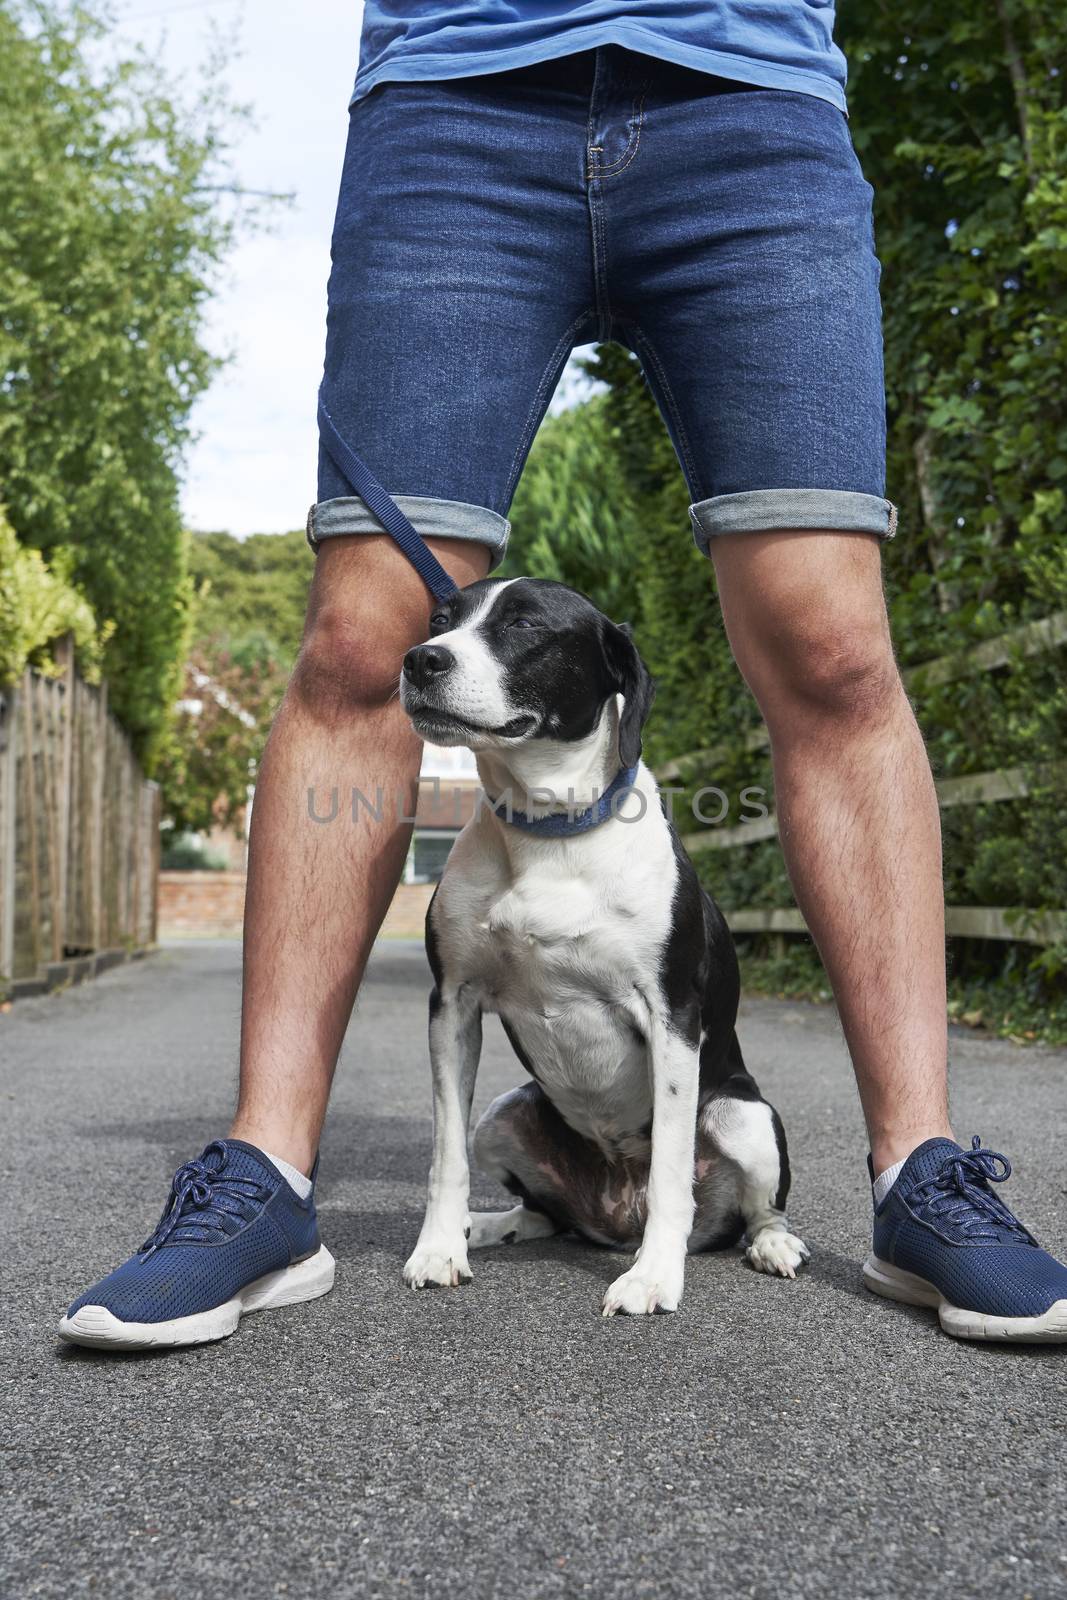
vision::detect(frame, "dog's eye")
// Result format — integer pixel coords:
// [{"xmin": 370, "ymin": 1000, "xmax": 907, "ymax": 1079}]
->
[
  {"xmin": 507, "ymin": 617, "xmax": 537, "ymax": 630},
  {"xmin": 429, "ymin": 611, "xmax": 450, "ymax": 632}
]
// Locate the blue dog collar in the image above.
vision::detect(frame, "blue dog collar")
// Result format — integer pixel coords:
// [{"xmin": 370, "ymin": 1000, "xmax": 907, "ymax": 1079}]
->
[{"xmin": 487, "ymin": 764, "xmax": 641, "ymax": 838}]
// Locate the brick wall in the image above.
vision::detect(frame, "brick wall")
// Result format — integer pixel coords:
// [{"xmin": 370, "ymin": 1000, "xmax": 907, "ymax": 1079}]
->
[
  {"xmin": 158, "ymin": 871, "xmax": 247, "ymax": 937},
  {"xmin": 158, "ymin": 872, "xmax": 435, "ymax": 940},
  {"xmin": 380, "ymin": 881, "xmax": 435, "ymax": 937}
]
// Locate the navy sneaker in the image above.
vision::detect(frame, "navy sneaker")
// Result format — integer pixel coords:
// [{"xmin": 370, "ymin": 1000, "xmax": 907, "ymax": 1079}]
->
[
  {"xmin": 59, "ymin": 1140, "xmax": 335, "ymax": 1350},
  {"xmin": 864, "ymin": 1136, "xmax": 1067, "ymax": 1342}
]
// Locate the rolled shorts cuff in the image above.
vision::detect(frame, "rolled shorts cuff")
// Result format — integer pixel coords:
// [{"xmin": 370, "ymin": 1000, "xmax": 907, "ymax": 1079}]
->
[
  {"xmin": 306, "ymin": 494, "xmax": 511, "ymax": 561},
  {"xmin": 689, "ymin": 489, "xmax": 897, "ymax": 554}
]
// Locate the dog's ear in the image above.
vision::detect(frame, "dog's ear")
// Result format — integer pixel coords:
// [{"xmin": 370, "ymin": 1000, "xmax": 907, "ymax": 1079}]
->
[{"xmin": 603, "ymin": 621, "xmax": 656, "ymax": 768}]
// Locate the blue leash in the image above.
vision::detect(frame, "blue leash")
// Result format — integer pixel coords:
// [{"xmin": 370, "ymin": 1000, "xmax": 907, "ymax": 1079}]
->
[
  {"xmin": 317, "ymin": 392, "xmax": 459, "ymax": 603},
  {"xmin": 318, "ymin": 393, "xmax": 637, "ymax": 835},
  {"xmin": 487, "ymin": 764, "xmax": 641, "ymax": 838}
]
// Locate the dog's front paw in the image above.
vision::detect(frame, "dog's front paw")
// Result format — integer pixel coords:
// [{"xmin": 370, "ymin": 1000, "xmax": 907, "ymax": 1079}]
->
[
  {"xmin": 403, "ymin": 1240, "xmax": 473, "ymax": 1290},
  {"xmin": 602, "ymin": 1262, "xmax": 683, "ymax": 1317},
  {"xmin": 746, "ymin": 1228, "xmax": 810, "ymax": 1280}
]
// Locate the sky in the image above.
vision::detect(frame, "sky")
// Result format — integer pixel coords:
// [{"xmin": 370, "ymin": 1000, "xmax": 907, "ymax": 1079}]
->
[{"xmin": 112, "ymin": 0, "xmax": 592, "ymax": 537}]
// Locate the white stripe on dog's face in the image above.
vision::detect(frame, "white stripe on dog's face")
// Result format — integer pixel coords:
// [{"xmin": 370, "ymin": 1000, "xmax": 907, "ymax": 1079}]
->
[
  {"xmin": 431, "ymin": 580, "xmax": 518, "ymax": 723},
  {"xmin": 400, "ymin": 581, "xmax": 532, "ymax": 749}
]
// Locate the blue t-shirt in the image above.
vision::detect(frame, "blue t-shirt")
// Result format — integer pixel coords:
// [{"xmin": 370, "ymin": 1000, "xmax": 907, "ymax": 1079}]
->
[{"xmin": 353, "ymin": 2, "xmax": 846, "ymax": 113}]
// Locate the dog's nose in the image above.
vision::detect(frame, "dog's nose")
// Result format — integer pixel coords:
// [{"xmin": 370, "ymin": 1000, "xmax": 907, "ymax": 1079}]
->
[{"xmin": 403, "ymin": 643, "xmax": 455, "ymax": 689}]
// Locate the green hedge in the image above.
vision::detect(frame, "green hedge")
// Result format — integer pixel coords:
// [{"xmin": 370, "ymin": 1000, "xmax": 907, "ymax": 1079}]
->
[
  {"xmin": 0, "ymin": 508, "xmax": 104, "ymax": 684},
  {"xmin": 506, "ymin": 4, "xmax": 1067, "ymax": 1033}
]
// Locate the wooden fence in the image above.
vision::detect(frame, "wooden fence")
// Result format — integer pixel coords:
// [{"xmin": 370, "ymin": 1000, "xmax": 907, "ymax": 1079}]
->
[
  {"xmin": 660, "ymin": 610, "xmax": 1067, "ymax": 949},
  {"xmin": 0, "ymin": 647, "xmax": 160, "ymax": 998}
]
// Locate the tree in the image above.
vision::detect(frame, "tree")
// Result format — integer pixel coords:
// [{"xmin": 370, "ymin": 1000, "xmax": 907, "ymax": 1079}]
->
[
  {"xmin": 839, "ymin": 0, "xmax": 1067, "ymax": 653},
  {"xmin": 575, "ymin": 347, "xmax": 757, "ymax": 775},
  {"xmin": 503, "ymin": 395, "xmax": 645, "ymax": 625},
  {"xmin": 0, "ymin": 507, "xmax": 104, "ymax": 684},
  {"xmin": 839, "ymin": 0, "xmax": 1067, "ymax": 983},
  {"xmin": 155, "ymin": 643, "xmax": 286, "ymax": 836},
  {"xmin": 154, "ymin": 528, "xmax": 310, "ymax": 832},
  {"xmin": 0, "ymin": 1, "xmax": 245, "ymax": 761},
  {"xmin": 187, "ymin": 529, "xmax": 313, "ymax": 673}
]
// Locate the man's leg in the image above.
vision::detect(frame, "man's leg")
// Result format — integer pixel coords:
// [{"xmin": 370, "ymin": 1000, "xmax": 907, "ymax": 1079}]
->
[
  {"xmin": 703, "ymin": 526, "xmax": 1067, "ymax": 1344},
  {"xmin": 230, "ymin": 533, "xmax": 489, "ymax": 1175},
  {"xmin": 60, "ymin": 56, "xmax": 598, "ymax": 1345},
  {"xmin": 606, "ymin": 61, "xmax": 1067, "ymax": 1340},
  {"xmin": 602, "ymin": 67, "xmax": 940, "ymax": 1174},
  {"xmin": 232, "ymin": 63, "xmax": 603, "ymax": 1176},
  {"xmin": 707, "ymin": 529, "xmax": 951, "ymax": 1175}
]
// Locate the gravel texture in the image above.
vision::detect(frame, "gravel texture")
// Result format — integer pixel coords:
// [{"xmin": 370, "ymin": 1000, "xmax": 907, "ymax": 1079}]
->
[{"xmin": 3, "ymin": 938, "xmax": 1066, "ymax": 1599}]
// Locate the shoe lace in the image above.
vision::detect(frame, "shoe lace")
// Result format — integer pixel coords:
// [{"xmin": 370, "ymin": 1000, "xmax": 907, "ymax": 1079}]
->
[
  {"xmin": 912, "ymin": 1136, "xmax": 1034, "ymax": 1244},
  {"xmin": 140, "ymin": 1142, "xmax": 270, "ymax": 1257}
]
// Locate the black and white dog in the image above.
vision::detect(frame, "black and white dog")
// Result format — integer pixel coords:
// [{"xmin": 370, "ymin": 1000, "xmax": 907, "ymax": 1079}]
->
[{"xmin": 399, "ymin": 577, "xmax": 809, "ymax": 1316}]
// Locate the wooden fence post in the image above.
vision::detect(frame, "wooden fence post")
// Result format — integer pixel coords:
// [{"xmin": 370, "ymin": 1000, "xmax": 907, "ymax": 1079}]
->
[
  {"xmin": 89, "ymin": 680, "xmax": 107, "ymax": 953},
  {"xmin": 35, "ymin": 673, "xmax": 64, "ymax": 962},
  {"xmin": 55, "ymin": 634, "xmax": 75, "ymax": 959},
  {"xmin": 20, "ymin": 673, "xmax": 43, "ymax": 975},
  {"xmin": 3, "ymin": 658, "xmax": 159, "ymax": 994},
  {"xmin": 149, "ymin": 782, "xmax": 161, "ymax": 945},
  {"xmin": 0, "ymin": 684, "xmax": 16, "ymax": 986}
]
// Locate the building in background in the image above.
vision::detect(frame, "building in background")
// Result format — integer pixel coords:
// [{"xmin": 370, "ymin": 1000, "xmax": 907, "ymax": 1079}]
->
[
  {"xmin": 159, "ymin": 741, "xmax": 483, "ymax": 937},
  {"xmin": 404, "ymin": 743, "xmax": 480, "ymax": 884}
]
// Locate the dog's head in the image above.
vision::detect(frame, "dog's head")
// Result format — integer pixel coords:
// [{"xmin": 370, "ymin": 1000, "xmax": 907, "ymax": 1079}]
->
[{"xmin": 400, "ymin": 578, "xmax": 655, "ymax": 766}]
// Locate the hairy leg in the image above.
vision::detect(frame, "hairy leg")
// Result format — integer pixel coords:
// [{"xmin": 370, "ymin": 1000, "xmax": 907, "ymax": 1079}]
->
[
  {"xmin": 230, "ymin": 534, "xmax": 489, "ymax": 1173},
  {"xmin": 709, "ymin": 531, "xmax": 952, "ymax": 1176}
]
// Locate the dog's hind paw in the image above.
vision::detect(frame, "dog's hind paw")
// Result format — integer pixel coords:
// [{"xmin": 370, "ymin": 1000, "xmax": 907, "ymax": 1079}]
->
[
  {"xmin": 467, "ymin": 1205, "xmax": 559, "ymax": 1249},
  {"xmin": 403, "ymin": 1241, "xmax": 473, "ymax": 1290},
  {"xmin": 746, "ymin": 1228, "xmax": 810, "ymax": 1280}
]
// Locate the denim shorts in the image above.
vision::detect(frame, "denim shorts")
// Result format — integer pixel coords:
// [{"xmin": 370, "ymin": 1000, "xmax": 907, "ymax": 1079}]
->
[{"xmin": 309, "ymin": 47, "xmax": 894, "ymax": 564}]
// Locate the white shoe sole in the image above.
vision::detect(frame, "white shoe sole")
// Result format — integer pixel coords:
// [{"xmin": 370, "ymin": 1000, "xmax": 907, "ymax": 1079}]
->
[
  {"xmin": 862, "ymin": 1253, "xmax": 1067, "ymax": 1343},
  {"xmin": 57, "ymin": 1244, "xmax": 336, "ymax": 1351}
]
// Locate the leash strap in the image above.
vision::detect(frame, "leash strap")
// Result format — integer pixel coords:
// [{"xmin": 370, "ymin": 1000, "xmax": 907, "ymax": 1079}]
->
[
  {"xmin": 488, "ymin": 765, "xmax": 641, "ymax": 837},
  {"xmin": 316, "ymin": 392, "xmax": 459, "ymax": 603}
]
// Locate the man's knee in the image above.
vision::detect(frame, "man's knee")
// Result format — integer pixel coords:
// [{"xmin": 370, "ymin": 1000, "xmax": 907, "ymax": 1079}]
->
[
  {"xmin": 752, "ymin": 616, "xmax": 903, "ymax": 728},
  {"xmin": 291, "ymin": 601, "xmax": 416, "ymax": 719},
  {"xmin": 796, "ymin": 623, "xmax": 901, "ymax": 720},
  {"xmin": 289, "ymin": 535, "xmax": 491, "ymax": 722},
  {"xmin": 712, "ymin": 530, "xmax": 906, "ymax": 732}
]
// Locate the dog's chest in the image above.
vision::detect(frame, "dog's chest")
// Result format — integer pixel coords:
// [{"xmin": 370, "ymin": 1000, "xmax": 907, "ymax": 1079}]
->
[
  {"xmin": 466, "ymin": 866, "xmax": 652, "ymax": 1002},
  {"xmin": 448, "ymin": 857, "xmax": 672, "ymax": 1149}
]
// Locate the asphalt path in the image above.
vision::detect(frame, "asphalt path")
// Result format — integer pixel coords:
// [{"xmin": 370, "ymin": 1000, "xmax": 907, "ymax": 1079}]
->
[{"xmin": 3, "ymin": 939, "xmax": 1066, "ymax": 1598}]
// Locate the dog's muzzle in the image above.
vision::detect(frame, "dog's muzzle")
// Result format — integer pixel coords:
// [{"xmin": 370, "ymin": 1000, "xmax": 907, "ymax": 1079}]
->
[{"xmin": 402, "ymin": 643, "xmax": 455, "ymax": 691}]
